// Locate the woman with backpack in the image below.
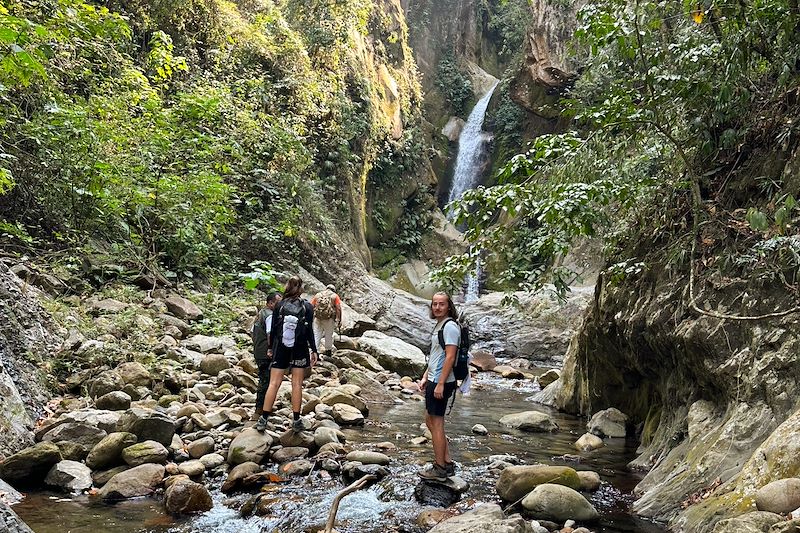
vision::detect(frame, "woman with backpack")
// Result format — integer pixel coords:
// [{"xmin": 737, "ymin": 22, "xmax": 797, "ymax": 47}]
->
[
  {"xmin": 255, "ymin": 275, "xmax": 319, "ymax": 433},
  {"xmin": 418, "ymin": 291, "xmax": 460, "ymax": 481}
]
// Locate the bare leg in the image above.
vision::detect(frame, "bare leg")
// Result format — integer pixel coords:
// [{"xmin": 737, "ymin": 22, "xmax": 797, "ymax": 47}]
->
[
  {"xmin": 261, "ymin": 367, "xmax": 287, "ymax": 413},
  {"xmin": 427, "ymin": 414, "xmax": 450, "ymax": 465},
  {"xmin": 290, "ymin": 367, "xmax": 305, "ymax": 413}
]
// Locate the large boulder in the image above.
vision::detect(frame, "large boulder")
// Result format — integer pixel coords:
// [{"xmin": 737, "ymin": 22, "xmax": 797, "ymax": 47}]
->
[
  {"xmin": 340, "ymin": 368, "xmax": 396, "ymax": 405},
  {"xmin": 182, "ymin": 334, "xmax": 225, "ymax": 353},
  {"xmin": 121, "ymin": 440, "xmax": 169, "ymax": 466},
  {"xmin": 164, "ymin": 295, "xmax": 203, "ymax": 320},
  {"xmin": 428, "ymin": 503, "xmax": 533, "ymax": 533},
  {"xmin": 227, "ymin": 429, "xmax": 272, "ymax": 465},
  {"xmin": 339, "ymin": 303, "xmax": 377, "ymax": 337},
  {"xmin": 499, "ymin": 412, "xmax": 558, "ymax": 433},
  {"xmin": 0, "ymin": 442, "xmax": 62, "ymax": 486},
  {"xmin": 54, "ymin": 409, "xmax": 121, "ymax": 433},
  {"xmin": 356, "ymin": 330, "xmax": 426, "ymax": 376},
  {"xmin": 164, "ymin": 477, "xmax": 213, "ymax": 514},
  {"xmin": 755, "ymin": 478, "xmax": 800, "ymax": 514},
  {"xmin": 97, "ymin": 463, "xmax": 165, "ymax": 500},
  {"xmin": 713, "ymin": 511, "xmax": 785, "ymax": 533},
  {"xmin": 496, "ymin": 465, "xmax": 582, "ymax": 502},
  {"xmin": 44, "ymin": 460, "xmax": 93, "ymax": 492},
  {"xmin": 521, "ymin": 483, "xmax": 599, "ymax": 522},
  {"xmin": 116, "ymin": 408, "xmax": 176, "ymax": 446},
  {"xmin": 41, "ymin": 422, "xmax": 107, "ymax": 448},
  {"xmin": 86, "ymin": 432, "xmax": 138, "ymax": 470},
  {"xmin": 335, "ymin": 350, "xmax": 385, "ymax": 372},
  {"xmin": 587, "ymin": 408, "xmax": 628, "ymax": 438}
]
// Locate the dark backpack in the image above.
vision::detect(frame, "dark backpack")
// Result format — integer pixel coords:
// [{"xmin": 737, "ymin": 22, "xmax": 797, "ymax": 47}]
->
[
  {"xmin": 252, "ymin": 308, "xmax": 271, "ymax": 361},
  {"xmin": 437, "ymin": 317, "xmax": 471, "ymax": 381},
  {"xmin": 276, "ymin": 298, "xmax": 307, "ymax": 349}
]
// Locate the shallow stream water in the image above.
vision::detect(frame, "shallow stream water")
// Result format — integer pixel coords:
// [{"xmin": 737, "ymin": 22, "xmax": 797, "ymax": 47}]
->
[{"xmin": 14, "ymin": 374, "xmax": 668, "ymax": 533}]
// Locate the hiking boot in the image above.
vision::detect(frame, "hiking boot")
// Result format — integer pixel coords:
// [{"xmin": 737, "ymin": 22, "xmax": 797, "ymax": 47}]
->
[
  {"xmin": 251, "ymin": 408, "xmax": 263, "ymax": 422},
  {"xmin": 254, "ymin": 416, "xmax": 272, "ymax": 433},
  {"xmin": 418, "ymin": 463, "xmax": 449, "ymax": 482},
  {"xmin": 292, "ymin": 418, "xmax": 305, "ymax": 433},
  {"xmin": 445, "ymin": 461, "xmax": 456, "ymax": 477}
]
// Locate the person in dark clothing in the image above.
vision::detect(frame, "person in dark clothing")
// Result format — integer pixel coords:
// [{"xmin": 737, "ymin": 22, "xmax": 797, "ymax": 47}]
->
[
  {"xmin": 252, "ymin": 291, "xmax": 282, "ymax": 421},
  {"xmin": 255, "ymin": 276, "xmax": 319, "ymax": 433}
]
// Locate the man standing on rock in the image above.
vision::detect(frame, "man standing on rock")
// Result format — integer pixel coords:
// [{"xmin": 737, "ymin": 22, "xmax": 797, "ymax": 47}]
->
[
  {"xmin": 252, "ymin": 291, "xmax": 281, "ymax": 421},
  {"xmin": 418, "ymin": 291, "xmax": 459, "ymax": 481},
  {"xmin": 311, "ymin": 283, "xmax": 342, "ymax": 356}
]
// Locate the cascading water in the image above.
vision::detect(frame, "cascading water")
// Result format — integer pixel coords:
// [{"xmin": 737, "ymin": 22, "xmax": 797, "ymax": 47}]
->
[{"xmin": 447, "ymin": 81, "xmax": 499, "ymax": 302}]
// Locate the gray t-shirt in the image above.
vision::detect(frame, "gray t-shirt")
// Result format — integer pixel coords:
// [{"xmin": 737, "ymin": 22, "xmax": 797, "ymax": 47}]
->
[{"xmin": 428, "ymin": 319, "xmax": 460, "ymax": 383}]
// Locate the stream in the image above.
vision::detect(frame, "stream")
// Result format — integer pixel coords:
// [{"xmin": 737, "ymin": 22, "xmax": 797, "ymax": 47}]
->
[{"xmin": 13, "ymin": 372, "xmax": 667, "ymax": 533}]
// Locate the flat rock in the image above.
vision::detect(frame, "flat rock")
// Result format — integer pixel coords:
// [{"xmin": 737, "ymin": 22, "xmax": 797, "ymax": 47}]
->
[
  {"xmin": 42, "ymin": 422, "xmax": 108, "ymax": 448},
  {"xmin": 121, "ymin": 440, "xmax": 169, "ymax": 466},
  {"xmin": 332, "ymin": 403, "xmax": 365, "ymax": 425},
  {"xmin": 164, "ymin": 295, "xmax": 203, "ymax": 321},
  {"xmin": 428, "ymin": 503, "xmax": 533, "ymax": 533},
  {"xmin": 116, "ymin": 362, "xmax": 152, "ymax": 387},
  {"xmin": 499, "ymin": 411, "xmax": 558, "ymax": 432},
  {"xmin": 116, "ymin": 408, "xmax": 176, "ymax": 446},
  {"xmin": 44, "ymin": 460, "xmax": 93, "ymax": 492},
  {"xmin": 356, "ymin": 330, "xmax": 427, "ymax": 376},
  {"xmin": 187, "ymin": 436, "xmax": 215, "ymax": 458},
  {"xmin": 98, "ymin": 463, "xmax": 165, "ymax": 500}
]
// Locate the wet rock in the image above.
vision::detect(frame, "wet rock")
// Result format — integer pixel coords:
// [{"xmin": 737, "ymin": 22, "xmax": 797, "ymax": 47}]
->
[
  {"xmin": 356, "ymin": 330, "xmax": 427, "ymax": 376},
  {"xmin": 345, "ymin": 451, "xmax": 390, "ymax": 465},
  {"xmin": 98, "ymin": 463, "xmax": 165, "ymax": 500},
  {"xmin": 122, "ymin": 440, "xmax": 169, "ymax": 466},
  {"xmin": 342, "ymin": 462, "xmax": 389, "ymax": 482},
  {"xmin": 314, "ymin": 426, "xmax": 344, "ymax": 447},
  {"xmin": 222, "ymin": 462, "xmax": 261, "ymax": 493},
  {"xmin": 493, "ymin": 366, "xmax": 525, "ymax": 379},
  {"xmin": 164, "ymin": 295, "xmax": 203, "ymax": 321},
  {"xmin": 587, "ymin": 408, "xmax": 628, "ymax": 438},
  {"xmin": 471, "ymin": 424, "xmax": 489, "ymax": 435},
  {"xmin": 0, "ymin": 500, "xmax": 35, "ymax": 533},
  {"xmin": 92, "ymin": 465, "xmax": 129, "ymax": 487},
  {"xmin": 537, "ymin": 369, "xmax": 560, "ymax": 388},
  {"xmin": 199, "ymin": 453, "xmax": 225, "ymax": 469},
  {"xmin": 272, "ymin": 447, "xmax": 309, "ymax": 463},
  {"xmin": 713, "ymin": 511, "xmax": 784, "ymax": 533},
  {"xmin": 318, "ymin": 442, "xmax": 347, "ymax": 455},
  {"xmin": 227, "ymin": 429, "xmax": 272, "ymax": 465},
  {"xmin": 199, "ymin": 354, "xmax": 231, "ymax": 376},
  {"xmin": 164, "ymin": 478, "xmax": 212, "ymax": 514},
  {"xmin": 187, "ymin": 436, "xmax": 215, "ymax": 458},
  {"xmin": 332, "ymin": 403, "xmax": 365, "ymax": 425},
  {"xmin": 280, "ymin": 459, "xmax": 314, "ymax": 476},
  {"xmin": 497, "ymin": 465, "xmax": 582, "ymax": 502},
  {"xmin": 96, "ymin": 391, "xmax": 132, "ymax": 411},
  {"xmin": 278, "ymin": 428, "xmax": 315, "ymax": 449},
  {"xmin": 44, "ymin": 460, "xmax": 93, "ymax": 492},
  {"xmin": 177, "ymin": 460, "xmax": 206, "ymax": 477},
  {"xmin": 0, "ymin": 442, "xmax": 62, "ymax": 486},
  {"xmin": 521, "ymin": 483, "xmax": 599, "ymax": 522},
  {"xmin": 470, "ymin": 350, "xmax": 497, "ymax": 372},
  {"xmin": 577, "ymin": 471, "xmax": 601, "ymax": 491},
  {"xmin": 574, "ymin": 433, "xmax": 603, "ymax": 452},
  {"xmin": 88, "ymin": 371, "xmax": 125, "ymax": 398},
  {"xmin": 756, "ymin": 479, "xmax": 800, "ymax": 514},
  {"xmin": 116, "ymin": 408, "xmax": 176, "ymax": 446},
  {"xmin": 415, "ymin": 476, "xmax": 470, "ymax": 507},
  {"xmin": 428, "ymin": 503, "xmax": 533, "ymax": 532},
  {"xmin": 499, "ymin": 411, "xmax": 558, "ymax": 432}
]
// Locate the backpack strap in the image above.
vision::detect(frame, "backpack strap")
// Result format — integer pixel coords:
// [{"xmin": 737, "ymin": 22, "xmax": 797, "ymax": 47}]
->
[{"xmin": 437, "ymin": 318, "xmax": 455, "ymax": 351}]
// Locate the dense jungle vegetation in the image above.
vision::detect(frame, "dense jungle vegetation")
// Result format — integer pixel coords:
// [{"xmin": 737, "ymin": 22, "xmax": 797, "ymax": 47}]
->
[
  {"xmin": 436, "ymin": 0, "xmax": 800, "ymax": 303},
  {"xmin": 0, "ymin": 0, "xmax": 428, "ymax": 288}
]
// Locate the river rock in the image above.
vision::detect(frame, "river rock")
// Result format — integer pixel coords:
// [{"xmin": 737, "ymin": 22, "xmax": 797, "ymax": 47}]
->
[
  {"xmin": 756, "ymin": 478, "xmax": 800, "ymax": 514},
  {"xmin": 577, "ymin": 470, "xmax": 602, "ymax": 491},
  {"xmin": 713, "ymin": 511, "xmax": 785, "ymax": 533},
  {"xmin": 337, "ymin": 350, "xmax": 384, "ymax": 372},
  {"xmin": 332, "ymin": 403, "xmax": 365, "ymax": 425},
  {"xmin": 340, "ymin": 368, "xmax": 396, "ymax": 405},
  {"xmin": 493, "ymin": 366, "xmax": 525, "ymax": 379},
  {"xmin": 415, "ymin": 476, "xmax": 470, "ymax": 507},
  {"xmin": 496, "ymin": 465, "xmax": 582, "ymax": 502},
  {"xmin": 182, "ymin": 334, "xmax": 225, "ymax": 353},
  {"xmin": 41, "ymin": 422, "xmax": 108, "ymax": 448},
  {"xmin": 164, "ymin": 295, "xmax": 202, "ymax": 320},
  {"xmin": 122, "ymin": 440, "xmax": 169, "ymax": 466},
  {"xmin": 575, "ymin": 433, "xmax": 604, "ymax": 451},
  {"xmin": 57, "ymin": 409, "xmax": 121, "ymax": 433},
  {"xmin": 428, "ymin": 503, "xmax": 533, "ymax": 533},
  {"xmin": 116, "ymin": 362, "xmax": 152, "ymax": 387},
  {"xmin": 0, "ymin": 500, "xmax": 35, "ymax": 533},
  {"xmin": 472, "ymin": 424, "xmax": 489, "ymax": 435},
  {"xmin": 164, "ymin": 477, "xmax": 212, "ymax": 514},
  {"xmin": 273, "ymin": 447, "xmax": 309, "ymax": 463},
  {"xmin": 218, "ymin": 367, "xmax": 258, "ymax": 391},
  {"xmin": 88, "ymin": 371, "xmax": 125, "ymax": 398},
  {"xmin": 320, "ymin": 389, "xmax": 368, "ymax": 413},
  {"xmin": 279, "ymin": 428, "xmax": 315, "ymax": 448},
  {"xmin": 345, "ymin": 451, "xmax": 391, "ymax": 465},
  {"xmin": 537, "ymin": 369, "xmax": 560, "ymax": 388},
  {"xmin": 187, "ymin": 436, "xmax": 215, "ymax": 458},
  {"xmin": 356, "ymin": 330, "xmax": 427, "ymax": 376},
  {"xmin": 96, "ymin": 391, "xmax": 132, "ymax": 411},
  {"xmin": 177, "ymin": 460, "xmax": 206, "ymax": 477},
  {"xmin": 44, "ymin": 460, "xmax": 93, "ymax": 492},
  {"xmin": 92, "ymin": 465, "xmax": 129, "ymax": 487},
  {"xmin": 98, "ymin": 463, "xmax": 165, "ymax": 500},
  {"xmin": 314, "ymin": 426, "xmax": 344, "ymax": 447},
  {"xmin": 227, "ymin": 429, "xmax": 272, "ymax": 465},
  {"xmin": 116, "ymin": 408, "xmax": 176, "ymax": 446},
  {"xmin": 199, "ymin": 354, "xmax": 231, "ymax": 376},
  {"xmin": 587, "ymin": 408, "xmax": 628, "ymax": 438},
  {"xmin": 222, "ymin": 461, "xmax": 261, "ymax": 492},
  {"xmin": 521, "ymin": 483, "xmax": 599, "ymax": 522},
  {"xmin": 86, "ymin": 432, "xmax": 138, "ymax": 470},
  {"xmin": 0, "ymin": 442, "xmax": 62, "ymax": 485},
  {"xmin": 199, "ymin": 453, "xmax": 225, "ymax": 469},
  {"xmin": 499, "ymin": 411, "xmax": 558, "ymax": 432},
  {"xmin": 470, "ymin": 350, "xmax": 497, "ymax": 371},
  {"xmin": 280, "ymin": 459, "xmax": 314, "ymax": 476}
]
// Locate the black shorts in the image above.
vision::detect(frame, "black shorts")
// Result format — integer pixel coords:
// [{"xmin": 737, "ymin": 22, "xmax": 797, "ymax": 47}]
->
[
  {"xmin": 270, "ymin": 345, "xmax": 310, "ymax": 370},
  {"xmin": 425, "ymin": 380, "xmax": 457, "ymax": 417}
]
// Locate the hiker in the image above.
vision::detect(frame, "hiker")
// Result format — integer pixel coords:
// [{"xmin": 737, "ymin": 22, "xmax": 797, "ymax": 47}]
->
[
  {"xmin": 311, "ymin": 283, "xmax": 342, "ymax": 356},
  {"xmin": 418, "ymin": 291, "xmax": 460, "ymax": 481},
  {"xmin": 251, "ymin": 291, "xmax": 282, "ymax": 421},
  {"xmin": 255, "ymin": 275, "xmax": 319, "ymax": 433}
]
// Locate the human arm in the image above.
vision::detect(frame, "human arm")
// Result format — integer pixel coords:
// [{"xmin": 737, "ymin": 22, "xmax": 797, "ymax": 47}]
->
[
  {"xmin": 335, "ymin": 295, "xmax": 342, "ymax": 325},
  {"xmin": 305, "ymin": 302, "xmax": 319, "ymax": 360},
  {"xmin": 434, "ymin": 344, "xmax": 457, "ymax": 399}
]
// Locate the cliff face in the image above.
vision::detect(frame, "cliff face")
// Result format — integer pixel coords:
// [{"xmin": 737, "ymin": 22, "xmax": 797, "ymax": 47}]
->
[{"xmin": 551, "ymin": 196, "xmax": 800, "ymax": 530}]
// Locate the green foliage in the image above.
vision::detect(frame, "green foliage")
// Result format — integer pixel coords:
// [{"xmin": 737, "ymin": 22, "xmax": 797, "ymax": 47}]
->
[
  {"xmin": 238, "ymin": 260, "xmax": 282, "ymax": 292},
  {"xmin": 385, "ymin": 191, "xmax": 434, "ymax": 253},
  {"xmin": 486, "ymin": 0, "xmax": 529, "ymax": 61},
  {"xmin": 436, "ymin": 0, "xmax": 800, "ymax": 295},
  {"xmin": 436, "ymin": 50, "xmax": 473, "ymax": 117}
]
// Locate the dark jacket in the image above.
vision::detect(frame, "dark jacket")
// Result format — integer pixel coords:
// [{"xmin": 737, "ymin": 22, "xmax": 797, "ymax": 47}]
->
[
  {"xmin": 252, "ymin": 308, "xmax": 272, "ymax": 361},
  {"xmin": 269, "ymin": 298, "xmax": 318, "ymax": 356}
]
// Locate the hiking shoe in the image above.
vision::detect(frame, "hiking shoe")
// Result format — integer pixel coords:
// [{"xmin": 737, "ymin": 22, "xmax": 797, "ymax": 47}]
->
[
  {"xmin": 418, "ymin": 463, "xmax": 449, "ymax": 482},
  {"xmin": 445, "ymin": 462, "xmax": 456, "ymax": 477},
  {"xmin": 292, "ymin": 418, "xmax": 304, "ymax": 433},
  {"xmin": 254, "ymin": 416, "xmax": 272, "ymax": 432}
]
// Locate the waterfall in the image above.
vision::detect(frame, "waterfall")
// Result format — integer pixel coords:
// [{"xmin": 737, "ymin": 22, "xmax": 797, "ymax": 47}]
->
[{"xmin": 447, "ymin": 82, "xmax": 498, "ymax": 302}]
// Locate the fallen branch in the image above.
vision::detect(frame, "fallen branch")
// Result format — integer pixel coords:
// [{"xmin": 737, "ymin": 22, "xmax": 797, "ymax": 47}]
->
[{"xmin": 323, "ymin": 474, "xmax": 377, "ymax": 533}]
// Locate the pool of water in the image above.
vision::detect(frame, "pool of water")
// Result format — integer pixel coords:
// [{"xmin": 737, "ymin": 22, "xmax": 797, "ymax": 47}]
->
[{"xmin": 13, "ymin": 374, "xmax": 667, "ymax": 533}]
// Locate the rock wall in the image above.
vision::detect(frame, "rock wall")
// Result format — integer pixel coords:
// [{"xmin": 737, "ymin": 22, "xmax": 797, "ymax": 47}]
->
[
  {"xmin": 550, "ymin": 264, "xmax": 800, "ymax": 531},
  {"xmin": 0, "ymin": 263, "xmax": 57, "ymax": 459}
]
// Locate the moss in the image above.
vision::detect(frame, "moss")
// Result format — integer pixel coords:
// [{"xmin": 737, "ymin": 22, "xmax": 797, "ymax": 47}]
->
[{"xmin": 679, "ymin": 491, "xmax": 757, "ymax": 532}]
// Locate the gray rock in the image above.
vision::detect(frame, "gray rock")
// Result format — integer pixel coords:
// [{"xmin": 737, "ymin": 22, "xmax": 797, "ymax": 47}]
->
[
  {"xmin": 182, "ymin": 334, "xmax": 224, "ymax": 353},
  {"xmin": 278, "ymin": 428, "xmax": 315, "ymax": 449},
  {"xmin": 0, "ymin": 442, "xmax": 62, "ymax": 485},
  {"xmin": 227, "ymin": 429, "xmax": 272, "ymax": 465},
  {"xmin": 164, "ymin": 295, "xmax": 203, "ymax": 320},
  {"xmin": 713, "ymin": 511, "xmax": 784, "ymax": 533},
  {"xmin": 472, "ymin": 424, "xmax": 489, "ymax": 435},
  {"xmin": 0, "ymin": 500, "xmax": 35, "ymax": 533},
  {"xmin": 116, "ymin": 408, "xmax": 176, "ymax": 446},
  {"xmin": 756, "ymin": 478, "xmax": 800, "ymax": 514},
  {"xmin": 88, "ymin": 371, "xmax": 125, "ymax": 398},
  {"xmin": 496, "ymin": 465, "xmax": 582, "ymax": 502},
  {"xmin": 89, "ymin": 298, "xmax": 128, "ymax": 314},
  {"xmin": 199, "ymin": 354, "xmax": 231, "ymax": 376},
  {"xmin": 314, "ymin": 426, "xmax": 344, "ymax": 447},
  {"xmin": 521, "ymin": 483, "xmax": 599, "ymax": 522},
  {"xmin": 187, "ymin": 436, "xmax": 215, "ymax": 459},
  {"xmin": 44, "ymin": 460, "xmax": 93, "ymax": 492},
  {"xmin": 96, "ymin": 391, "xmax": 132, "ymax": 411},
  {"xmin": 122, "ymin": 440, "xmax": 169, "ymax": 466},
  {"xmin": 41, "ymin": 422, "xmax": 107, "ymax": 448},
  {"xmin": 577, "ymin": 470, "xmax": 602, "ymax": 491},
  {"xmin": 98, "ymin": 463, "xmax": 165, "ymax": 500},
  {"xmin": 345, "ymin": 451, "xmax": 391, "ymax": 465},
  {"xmin": 177, "ymin": 460, "xmax": 206, "ymax": 477},
  {"xmin": 428, "ymin": 503, "xmax": 533, "ymax": 533},
  {"xmin": 356, "ymin": 330, "xmax": 427, "ymax": 377},
  {"xmin": 537, "ymin": 369, "xmax": 560, "ymax": 388},
  {"xmin": 499, "ymin": 411, "xmax": 558, "ymax": 432},
  {"xmin": 217, "ymin": 367, "xmax": 258, "ymax": 391},
  {"xmin": 86, "ymin": 432, "xmax": 138, "ymax": 470},
  {"xmin": 57, "ymin": 409, "xmax": 121, "ymax": 433},
  {"xmin": 92, "ymin": 465, "xmax": 129, "ymax": 487},
  {"xmin": 272, "ymin": 447, "xmax": 309, "ymax": 463},
  {"xmin": 332, "ymin": 403, "xmax": 365, "ymax": 425},
  {"xmin": 587, "ymin": 408, "xmax": 627, "ymax": 438},
  {"xmin": 116, "ymin": 362, "xmax": 152, "ymax": 387},
  {"xmin": 279, "ymin": 459, "xmax": 314, "ymax": 476},
  {"xmin": 164, "ymin": 478, "xmax": 212, "ymax": 514},
  {"xmin": 199, "ymin": 453, "xmax": 225, "ymax": 469},
  {"xmin": 320, "ymin": 389, "xmax": 368, "ymax": 413},
  {"xmin": 340, "ymin": 368, "xmax": 396, "ymax": 405}
]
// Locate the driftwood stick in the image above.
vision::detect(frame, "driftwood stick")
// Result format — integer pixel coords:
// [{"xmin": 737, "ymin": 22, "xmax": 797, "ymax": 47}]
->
[{"xmin": 323, "ymin": 474, "xmax": 377, "ymax": 533}]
